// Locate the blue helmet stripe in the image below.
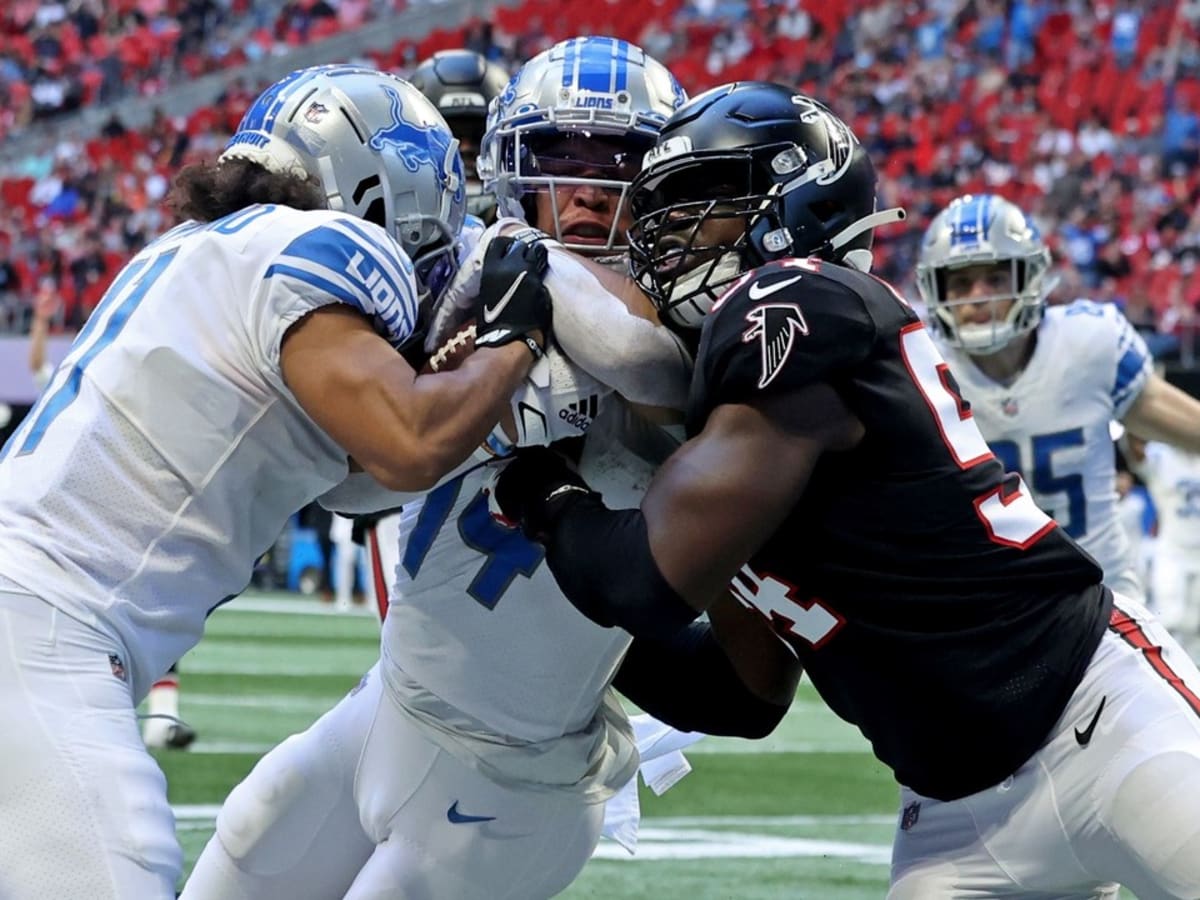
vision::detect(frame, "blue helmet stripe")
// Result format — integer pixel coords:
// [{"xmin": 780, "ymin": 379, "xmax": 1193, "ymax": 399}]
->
[
  {"xmin": 561, "ymin": 38, "xmax": 577, "ymax": 88},
  {"xmin": 616, "ymin": 39, "xmax": 630, "ymax": 91},
  {"xmin": 576, "ymin": 37, "xmax": 618, "ymax": 93},
  {"xmin": 949, "ymin": 194, "xmax": 993, "ymax": 248},
  {"xmin": 951, "ymin": 195, "xmax": 967, "ymax": 246},
  {"xmin": 231, "ymin": 65, "xmax": 374, "ymax": 141},
  {"xmin": 235, "ymin": 67, "xmax": 313, "ymax": 135}
]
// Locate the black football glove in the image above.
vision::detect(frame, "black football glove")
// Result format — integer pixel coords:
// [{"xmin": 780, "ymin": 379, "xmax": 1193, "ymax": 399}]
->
[
  {"xmin": 473, "ymin": 234, "xmax": 552, "ymax": 358},
  {"xmin": 493, "ymin": 446, "xmax": 595, "ymax": 542}
]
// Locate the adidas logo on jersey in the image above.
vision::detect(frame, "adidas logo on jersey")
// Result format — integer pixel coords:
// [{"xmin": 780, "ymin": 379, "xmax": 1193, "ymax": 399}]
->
[{"xmin": 559, "ymin": 395, "xmax": 599, "ymax": 432}]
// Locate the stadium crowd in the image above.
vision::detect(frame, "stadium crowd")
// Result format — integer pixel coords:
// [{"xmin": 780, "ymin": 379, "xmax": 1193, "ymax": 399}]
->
[{"xmin": 2, "ymin": 0, "xmax": 1200, "ymax": 361}]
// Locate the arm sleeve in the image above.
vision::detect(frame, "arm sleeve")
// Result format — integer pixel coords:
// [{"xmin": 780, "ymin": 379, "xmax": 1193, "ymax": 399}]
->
[
  {"xmin": 542, "ymin": 248, "xmax": 693, "ymax": 410},
  {"xmin": 543, "ymin": 494, "xmax": 701, "ymax": 640},
  {"xmin": 613, "ymin": 622, "xmax": 789, "ymax": 739}
]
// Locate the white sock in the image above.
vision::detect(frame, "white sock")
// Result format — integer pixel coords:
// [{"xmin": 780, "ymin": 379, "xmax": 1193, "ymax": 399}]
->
[{"xmin": 147, "ymin": 677, "xmax": 180, "ymax": 721}]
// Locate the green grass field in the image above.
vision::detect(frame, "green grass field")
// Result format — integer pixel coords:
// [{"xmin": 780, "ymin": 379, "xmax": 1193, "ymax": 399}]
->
[{"xmin": 157, "ymin": 593, "xmax": 1129, "ymax": 899}]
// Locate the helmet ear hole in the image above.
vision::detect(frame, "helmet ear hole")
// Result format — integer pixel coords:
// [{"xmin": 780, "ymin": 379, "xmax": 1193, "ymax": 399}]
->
[
  {"xmin": 808, "ymin": 199, "xmax": 841, "ymax": 222},
  {"xmin": 363, "ymin": 196, "xmax": 386, "ymax": 229}
]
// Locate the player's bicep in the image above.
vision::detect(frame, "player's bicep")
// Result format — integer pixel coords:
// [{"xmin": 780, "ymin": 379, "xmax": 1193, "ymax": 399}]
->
[
  {"xmin": 643, "ymin": 382, "xmax": 861, "ymax": 607},
  {"xmin": 281, "ymin": 305, "xmax": 417, "ymax": 470}
]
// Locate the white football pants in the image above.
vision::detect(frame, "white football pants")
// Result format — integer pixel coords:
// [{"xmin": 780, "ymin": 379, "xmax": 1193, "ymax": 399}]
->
[
  {"xmin": 0, "ymin": 590, "xmax": 180, "ymax": 899},
  {"xmin": 890, "ymin": 594, "xmax": 1200, "ymax": 900},
  {"xmin": 182, "ymin": 662, "xmax": 605, "ymax": 900}
]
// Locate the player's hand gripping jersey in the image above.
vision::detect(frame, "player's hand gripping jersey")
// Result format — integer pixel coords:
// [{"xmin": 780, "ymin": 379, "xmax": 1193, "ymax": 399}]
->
[
  {"xmin": 935, "ymin": 300, "xmax": 1152, "ymax": 597},
  {"xmin": 690, "ymin": 258, "xmax": 1106, "ymax": 801},
  {"xmin": 0, "ymin": 206, "xmax": 421, "ymax": 701}
]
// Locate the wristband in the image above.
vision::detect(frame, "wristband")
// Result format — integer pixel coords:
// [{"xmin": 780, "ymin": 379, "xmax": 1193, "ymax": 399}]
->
[{"xmin": 522, "ymin": 335, "xmax": 544, "ymax": 361}]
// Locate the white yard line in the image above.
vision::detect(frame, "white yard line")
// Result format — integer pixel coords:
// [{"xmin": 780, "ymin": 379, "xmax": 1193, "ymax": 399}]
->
[
  {"xmin": 211, "ymin": 596, "xmax": 377, "ymax": 616},
  {"xmin": 173, "ymin": 806, "xmax": 892, "ymax": 864},
  {"xmin": 183, "ymin": 692, "xmax": 344, "ymax": 711}
]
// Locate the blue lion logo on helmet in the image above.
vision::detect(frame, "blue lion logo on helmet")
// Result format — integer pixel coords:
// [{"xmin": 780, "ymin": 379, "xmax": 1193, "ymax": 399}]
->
[{"xmin": 370, "ymin": 86, "xmax": 465, "ymax": 207}]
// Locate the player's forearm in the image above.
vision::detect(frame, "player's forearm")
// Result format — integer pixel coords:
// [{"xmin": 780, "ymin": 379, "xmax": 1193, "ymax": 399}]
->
[
  {"xmin": 613, "ymin": 622, "xmax": 789, "ymax": 738},
  {"xmin": 707, "ymin": 594, "xmax": 804, "ymax": 706},
  {"xmin": 365, "ymin": 343, "xmax": 533, "ymax": 491},
  {"xmin": 541, "ymin": 496, "xmax": 704, "ymax": 638},
  {"xmin": 1123, "ymin": 375, "xmax": 1200, "ymax": 452}
]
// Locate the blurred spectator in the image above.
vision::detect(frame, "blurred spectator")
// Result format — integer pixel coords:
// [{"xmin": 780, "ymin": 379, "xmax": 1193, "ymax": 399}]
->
[
  {"xmin": 1163, "ymin": 90, "xmax": 1200, "ymax": 172},
  {"xmin": 0, "ymin": 0, "xmax": 1195, "ymax": 373}
]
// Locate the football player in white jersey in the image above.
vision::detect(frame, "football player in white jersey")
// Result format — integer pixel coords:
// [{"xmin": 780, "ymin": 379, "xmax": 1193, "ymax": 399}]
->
[
  {"xmin": 917, "ymin": 193, "xmax": 1200, "ymax": 600},
  {"xmin": 1125, "ymin": 435, "xmax": 1200, "ymax": 654},
  {"xmin": 0, "ymin": 64, "xmax": 558, "ymax": 900},
  {"xmin": 183, "ymin": 39, "xmax": 735, "ymax": 900},
  {"xmin": 30, "ymin": 242, "xmax": 201, "ymax": 749}
]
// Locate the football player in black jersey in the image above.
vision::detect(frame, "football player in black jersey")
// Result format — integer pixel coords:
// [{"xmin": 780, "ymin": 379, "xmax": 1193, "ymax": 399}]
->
[{"xmin": 494, "ymin": 82, "xmax": 1200, "ymax": 898}]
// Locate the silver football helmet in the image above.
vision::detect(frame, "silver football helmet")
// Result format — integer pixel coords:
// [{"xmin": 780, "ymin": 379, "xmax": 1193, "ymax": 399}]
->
[
  {"xmin": 916, "ymin": 193, "xmax": 1058, "ymax": 355},
  {"xmin": 221, "ymin": 64, "xmax": 466, "ymax": 304},
  {"xmin": 478, "ymin": 36, "xmax": 686, "ymax": 254}
]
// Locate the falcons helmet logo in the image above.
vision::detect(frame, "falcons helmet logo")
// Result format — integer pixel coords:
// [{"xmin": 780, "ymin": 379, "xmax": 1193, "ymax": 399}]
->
[{"xmin": 742, "ymin": 303, "xmax": 809, "ymax": 388}]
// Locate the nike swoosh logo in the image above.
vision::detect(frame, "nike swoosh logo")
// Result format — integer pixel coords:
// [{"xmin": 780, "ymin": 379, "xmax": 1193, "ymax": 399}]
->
[
  {"xmin": 447, "ymin": 800, "xmax": 496, "ymax": 824},
  {"xmin": 482, "ymin": 272, "xmax": 526, "ymax": 323},
  {"xmin": 747, "ymin": 274, "xmax": 803, "ymax": 301},
  {"xmin": 1074, "ymin": 695, "xmax": 1106, "ymax": 746}
]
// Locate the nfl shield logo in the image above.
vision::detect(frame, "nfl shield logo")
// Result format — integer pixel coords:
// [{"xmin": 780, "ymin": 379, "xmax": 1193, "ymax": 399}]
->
[
  {"xmin": 900, "ymin": 801, "xmax": 921, "ymax": 831},
  {"xmin": 304, "ymin": 101, "xmax": 329, "ymax": 123},
  {"xmin": 1001, "ymin": 397, "xmax": 1019, "ymax": 417},
  {"xmin": 108, "ymin": 653, "xmax": 127, "ymax": 682}
]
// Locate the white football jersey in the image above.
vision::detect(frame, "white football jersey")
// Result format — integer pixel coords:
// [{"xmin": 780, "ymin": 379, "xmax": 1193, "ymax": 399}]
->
[
  {"xmin": 937, "ymin": 300, "xmax": 1152, "ymax": 596},
  {"xmin": 1138, "ymin": 442, "xmax": 1200, "ymax": 553},
  {"xmin": 382, "ymin": 401, "xmax": 671, "ymax": 744},
  {"xmin": 0, "ymin": 204, "xmax": 421, "ymax": 701}
]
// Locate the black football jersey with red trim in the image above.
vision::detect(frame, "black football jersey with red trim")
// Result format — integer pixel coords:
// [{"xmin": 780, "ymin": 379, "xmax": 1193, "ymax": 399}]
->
[{"xmin": 689, "ymin": 257, "xmax": 1108, "ymax": 801}]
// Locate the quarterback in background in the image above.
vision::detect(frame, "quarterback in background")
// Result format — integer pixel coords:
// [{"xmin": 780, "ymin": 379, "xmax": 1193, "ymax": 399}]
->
[{"xmin": 917, "ymin": 193, "xmax": 1200, "ymax": 600}]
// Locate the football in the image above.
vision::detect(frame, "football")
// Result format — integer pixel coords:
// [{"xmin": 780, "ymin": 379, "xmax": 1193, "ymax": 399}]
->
[{"xmin": 421, "ymin": 319, "xmax": 476, "ymax": 373}]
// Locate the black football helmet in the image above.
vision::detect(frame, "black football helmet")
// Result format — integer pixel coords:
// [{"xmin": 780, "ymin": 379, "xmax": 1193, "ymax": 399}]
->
[
  {"xmin": 408, "ymin": 50, "xmax": 510, "ymax": 219},
  {"xmin": 628, "ymin": 81, "xmax": 902, "ymax": 329}
]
